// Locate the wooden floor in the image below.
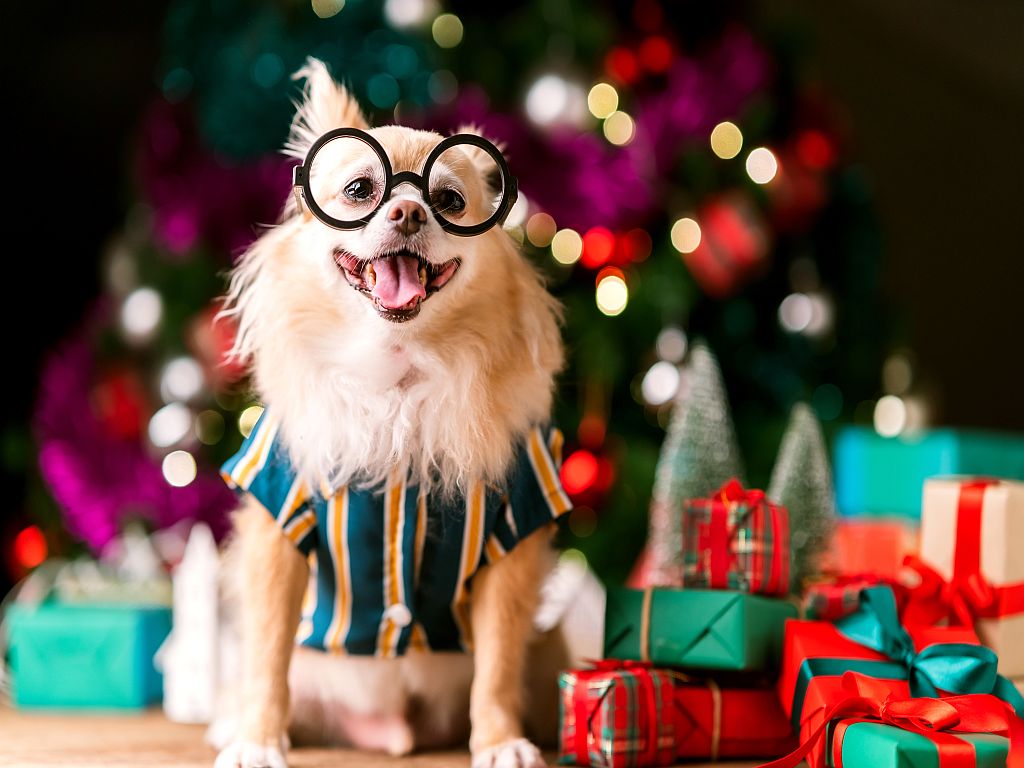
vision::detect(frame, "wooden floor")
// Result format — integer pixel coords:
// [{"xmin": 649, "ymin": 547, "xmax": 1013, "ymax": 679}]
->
[{"xmin": 0, "ymin": 706, "xmax": 765, "ymax": 767}]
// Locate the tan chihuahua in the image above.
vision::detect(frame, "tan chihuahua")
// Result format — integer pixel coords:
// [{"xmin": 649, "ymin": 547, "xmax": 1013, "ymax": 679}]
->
[{"xmin": 213, "ymin": 59, "xmax": 569, "ymax": 768}]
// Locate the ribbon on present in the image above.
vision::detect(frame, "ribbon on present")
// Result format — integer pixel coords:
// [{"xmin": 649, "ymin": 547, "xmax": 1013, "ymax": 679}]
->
[
  {"xmin": 576, "ymin": 658, "xmax": 724, "ymax": 764},
  {"xmin": 801, "ymin": 574, "xmax": 905, "ymax": 621},
  {"xmin": 759, "ymin": 671, "xmax": 1024, "ymax": 768},
  {"xmin": 835, "ymin": 586, "xmax": 1024, "ymax": 715},
  {"xmin": 903, "ymin": 479, "xmax": 1024, "ymax": 629},
  {"xmin": 570, "ymin": 660, "xmax": 666, "ymax": 767},
  {"xmin": 689, "ymin": 479, "xmax": 789, "ymax": 595}
]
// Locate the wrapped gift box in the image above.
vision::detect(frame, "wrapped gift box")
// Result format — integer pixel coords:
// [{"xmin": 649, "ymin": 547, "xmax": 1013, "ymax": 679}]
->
[
  {"xmin": 834, "ymin": 428, "xmax": 1024, "ymax": 519},
  {"xmin": 604, "ymin": 587, "xmax": 796, "ymax": 672},
  {"xmin": 773, "ymin": 671, "xmax": 1015, "ymax": 768},
  {"xmin": 8, "ymin": 601, "xmax": 171, "ymax": 709},
  {"xmin": 831, "ymin": 720, "xmax": 1008, "ymax": 768},
  {"xmin": 919, "ymin": 478, "xmax": 1024, "ymax": 676},
  {"xmin": 801, "ymin": 575, "xmax": 905, "ymax": 621},
  {"xmin": 557, "ymin": 663, "xmax": 678, "ymax": 767},
  {"xmin": 558, "ymin": 663, "xmax": 794, "ymax": 766},
  {"xmin": 681, "ymin": 479, "xmax": 790, "ymax": 596},
  {"xmin": 820, "ymin": 518, "xmax": 919, "ymax": 579},
  {"xmin": 777, "ymin": 587, "xmax": 1024, "ymax": 768},
  {"xmin": 672, "ymin": 684, "xmax": 794, "ymax": 759}
]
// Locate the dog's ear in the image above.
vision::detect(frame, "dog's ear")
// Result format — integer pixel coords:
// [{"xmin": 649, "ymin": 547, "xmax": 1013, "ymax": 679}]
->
[
  {"xmin": 455, "ymin": 124, "xmax": 505, "ymax": 196},
  {"xmin": 284, "ymin": 57, "xmax": 368, "ymax": 160}
]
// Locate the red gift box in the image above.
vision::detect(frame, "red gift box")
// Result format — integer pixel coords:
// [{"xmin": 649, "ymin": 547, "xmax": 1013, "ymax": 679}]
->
[
  {"xmin": 674, "ymin": 684, "xmax": 795, "ymax": 760},
  {"xmin": 761, "ymin": 671, "xmax": 1023, "ymax": 768},
  {"xmin": 776, "ymin": 618, "xmax": 979, "ymax": 768},
  {"xmin": 682, "ymin": 478, "xmax": 790, "ymax": 596},
  {"xmin": 558, "ymin": 661, "xmax": 795, "ymax": 766},
  {"xmin": 558, "ymin": 662, "xmax": 676, "ymax": 767}
]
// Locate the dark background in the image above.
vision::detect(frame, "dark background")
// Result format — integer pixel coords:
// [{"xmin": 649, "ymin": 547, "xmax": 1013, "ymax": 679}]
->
[{"xmin": 1, "ymin": 1, "xmax": 1022, "ymax": 552}]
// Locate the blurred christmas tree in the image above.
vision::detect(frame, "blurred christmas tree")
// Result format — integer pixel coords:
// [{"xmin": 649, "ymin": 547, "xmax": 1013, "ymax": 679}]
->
[{"xmin": 15, "ymin": 0, "xmax": 891, "ymax": 586}]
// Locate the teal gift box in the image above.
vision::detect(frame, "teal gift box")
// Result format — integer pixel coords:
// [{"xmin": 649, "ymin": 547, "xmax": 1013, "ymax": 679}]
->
[
  {"xmin": 828, "ymin": 720, "xmax": 1008, "ymax": 768},
  {"xmin": 834, "ymin": 427, "xmax": 1024, "ymax": 518},
  {"xmin": 603, "ymin": 587, "xmax": 797, "ymax": 672},
  {"xmin": 8, "ymin": 601, "xmax": 172, "ymax": 709}
]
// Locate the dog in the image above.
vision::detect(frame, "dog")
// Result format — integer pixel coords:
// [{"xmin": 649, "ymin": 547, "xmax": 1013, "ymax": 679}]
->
[{"xmin": 212, "ymin": 58, "xmax": 569, "ymax": 768}]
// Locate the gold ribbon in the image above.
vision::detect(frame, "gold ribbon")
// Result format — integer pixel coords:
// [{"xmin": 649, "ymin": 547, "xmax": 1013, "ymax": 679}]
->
[
  {"xmin": 664, "ymin": 671, "xmax": 723, "ymax": 762},
  {"xmin": 639, "ymin": 586, "xmax": 722, "ymax": 761},
  {"xmin": 640, "ymin": 585, "xmax": 654, "ymax": 662}
]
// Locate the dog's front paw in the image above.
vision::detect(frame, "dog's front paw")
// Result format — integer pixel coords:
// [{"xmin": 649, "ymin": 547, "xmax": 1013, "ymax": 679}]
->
[
  {"xmin": 471, "ymin": 738, "xmax": 546, "ymax": 768},
  {"xmin": 214, "ymin": 739, "xmax": 288, "ymax": 768}
]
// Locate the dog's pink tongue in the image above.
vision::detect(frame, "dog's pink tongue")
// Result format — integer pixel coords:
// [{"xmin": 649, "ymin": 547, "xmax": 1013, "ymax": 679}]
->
[{"xmin": 371, "ymin": 254, "xmax": 426, "ymax": 309}]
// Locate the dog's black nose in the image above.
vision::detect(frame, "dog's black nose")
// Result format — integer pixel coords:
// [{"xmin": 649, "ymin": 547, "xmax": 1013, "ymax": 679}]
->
[{"xmin": 388, "ymin": 200, "xmax": 427, "ymax": 236}]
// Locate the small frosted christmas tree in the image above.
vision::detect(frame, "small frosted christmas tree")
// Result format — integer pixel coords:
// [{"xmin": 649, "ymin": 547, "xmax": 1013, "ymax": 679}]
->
[
  {"xmin": 768, "ymin": 402, "xmax": 837, "ymax": 592},
  {"xmin": 644, "ymin": 342, "xmax": 745, "ymax": 586}
]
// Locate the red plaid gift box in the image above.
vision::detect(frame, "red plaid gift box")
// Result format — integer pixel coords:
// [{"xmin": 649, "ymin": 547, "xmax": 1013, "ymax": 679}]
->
[
  {"xmin": 558, "ymin": 661, "xmax": 676, "ymax": 767},
  {"xmin": 682, "ymin": 478, "xmax": 790, "ymax": 595},
  {"xmin": 802, "ymin": 575, "xmax": 906, "ymax": 621}
]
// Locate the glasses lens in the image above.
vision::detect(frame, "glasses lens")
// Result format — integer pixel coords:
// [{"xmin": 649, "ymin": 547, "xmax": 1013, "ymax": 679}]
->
[
  {"xmin": 428, "ymin": 143, "xmax": 504, "ymax": 230},
  {"xmin": 307, "ymin": 136, "xmax": 388, "ymax": 225}
]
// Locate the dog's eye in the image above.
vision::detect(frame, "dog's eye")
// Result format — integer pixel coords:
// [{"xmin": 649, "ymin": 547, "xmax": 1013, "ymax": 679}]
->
[
  {"xmin": 344, "ymin": 178, "xmax": 374, "ymax": 202},
  {"xmin": 432, "ymin": 188, "xmax": 466, "ymax": 214}
]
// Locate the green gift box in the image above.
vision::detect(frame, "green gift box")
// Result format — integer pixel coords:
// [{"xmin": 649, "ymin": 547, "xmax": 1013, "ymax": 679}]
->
[
  {"xmin": 830, "ymin": 721, "xmax": 1008, "ymax": 768},
  {"xmin": 8, "ymin": 601, "xmax": 172, "ymax": 709},
  {"xmin": 603, "ymin": 587, "xmax": 796, "ymax": 671}
]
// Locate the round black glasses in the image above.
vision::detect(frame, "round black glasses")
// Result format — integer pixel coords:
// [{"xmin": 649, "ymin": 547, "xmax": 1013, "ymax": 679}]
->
[{"xmin": 291, "ymin": 128, "xmax": 519, "ymax": 237}]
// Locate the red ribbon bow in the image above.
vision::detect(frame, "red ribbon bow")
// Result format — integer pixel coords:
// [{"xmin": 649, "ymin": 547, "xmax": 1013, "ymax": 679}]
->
[
  {"xmin": 758, "ymin": 672, "xmax": 1024, "ymax": 768},
  {"xmin": 903, "ymin": 479, "xmax": 1024, "ymax": 630}
]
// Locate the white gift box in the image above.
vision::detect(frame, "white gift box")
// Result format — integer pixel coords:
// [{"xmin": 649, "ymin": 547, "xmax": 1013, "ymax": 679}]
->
[{"xmin": 920, "ymin": 477, "xmax": 1024, "ymax": 676}]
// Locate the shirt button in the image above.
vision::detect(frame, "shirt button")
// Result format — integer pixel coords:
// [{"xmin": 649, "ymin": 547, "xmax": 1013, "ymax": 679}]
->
[{"xmin": 385, "ymin": 603, "xmax": 412, "ymax": 627}]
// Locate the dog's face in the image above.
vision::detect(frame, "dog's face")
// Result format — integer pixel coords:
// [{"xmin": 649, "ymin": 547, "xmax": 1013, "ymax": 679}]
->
[{"xmin": 304, "ymin": 126, "xmax": 497, "ymax": 324}]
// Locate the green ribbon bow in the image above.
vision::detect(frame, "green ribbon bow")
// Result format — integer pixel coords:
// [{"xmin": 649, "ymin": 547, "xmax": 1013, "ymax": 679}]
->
[{"xmin": 835, "ymin": 585, "xmax": 1024, "ymax": 716}]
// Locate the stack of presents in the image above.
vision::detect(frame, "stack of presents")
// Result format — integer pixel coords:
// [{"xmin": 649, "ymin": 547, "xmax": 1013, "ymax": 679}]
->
[{"xmin": 558, "ymin": 427, "xmax": 1024, "ymax": 767}]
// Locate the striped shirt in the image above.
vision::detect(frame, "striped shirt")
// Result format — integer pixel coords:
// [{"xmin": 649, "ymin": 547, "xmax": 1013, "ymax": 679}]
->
[{"xmin": 221, "ymin": 411, "xmax": 572, "ymax": 656}]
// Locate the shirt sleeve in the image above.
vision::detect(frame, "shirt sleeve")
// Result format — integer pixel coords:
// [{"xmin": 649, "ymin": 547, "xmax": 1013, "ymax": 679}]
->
[
  {"xmin": 486, "ymin": 425, "xmax": 573, "ymax": 562},
  {"xmin": 221, "ymin": 410, "xmax": 318, "ymax": 556}
]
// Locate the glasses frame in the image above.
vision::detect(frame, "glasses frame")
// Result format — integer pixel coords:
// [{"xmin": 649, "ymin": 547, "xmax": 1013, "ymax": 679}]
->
[{"xmin": 291, "ymin": 128, "xmax": 518, "ymax": 237}]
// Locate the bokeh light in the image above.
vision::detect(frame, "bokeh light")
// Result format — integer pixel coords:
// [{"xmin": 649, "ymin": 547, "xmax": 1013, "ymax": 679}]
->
[
  {"xmin": 561, "ymin": 450, "xmax": 599, "ymax": 494},
  {"xmin": 595, "ymin": 272, "xmax": 628, "ymax": 316},
  {"xmin": 121, "ymin": 287, "xmax": 163, "ymax": 341},
  {"xmin": 883, "ymin": 353, "xmax": 914, "ymax": 395},
  {"xmin": 162, "ymin": 450, "xmax": 198, "ymax": 487},
  {"xmin": 874, "ymin": 395, "xmax": 907, "ymax": 437},
  {"xmin": 587, "ymin": 82, "xmax": 619, "ymax": 119},
  {"xmin": 525, "ymin": 74, "xmax": 586, "ymax": 127},
  {"xmin": 428, "ymin": 70, "xmax": 458, "ymax": 103},
  {"xmin": 551, "ymin": 228, "xmax": 583, "ymax": 265},
  {"xmin": 238, "ymin": 405, "xmax": 265, "ymax": 438},
  {"xmin": 778, "ymin": 293, "xmax": 813, "ymax": 333},
  {"xmin": 148, "ymin": 402, "xmax": 192, "ymax": 448},
  {"xmin": 641, "ymin": 361, "xmax": 680, "ymax": 405},
  {"xmin": 603, "ymin": 111, "xmax": 635, "ymax": 145},
  {"xmin": 581, "ymin": 227, "xmax": 615, "ymax": 269},
  {"xmin": 656, "ymin": 326, "xmax": 688, "ymax": 363},
  {"xmin": 669, "ymin": 217, "xmax": 701, "ymax": 254},
  {"xmin": 161, "ymin": 356, "xmax": 205, "ymax": 403},
  {"xmin": 311, "ymin": 0, "xmax": 345, "ymax": 19},
  {"xmin": 383, "ymin": 0, "xmax": 438, "ymax": 28},
  {"xmin": 746, "ymin": 147, "xmax": 779, "ymax": 184},
  {"xmin": 431, "ymin": 13, "xmax": 464, "ymax": 48},
  {"xmin": 195, "ymin": 410, "xmax": 226, "ymax": 446},
  {"xmin": 710, "ymin": 121, "xmax": 743, "ymax": 159},
  {"xmin": 526, "ymin": 213, "xmax": 557, "ymax": 247},
  {"xmin": 13, "ymin": 526, "xmax": 47, "ymax": 569}
]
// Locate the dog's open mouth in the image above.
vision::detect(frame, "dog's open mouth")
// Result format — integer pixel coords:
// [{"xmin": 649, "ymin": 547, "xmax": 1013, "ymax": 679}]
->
[{"xmin": 333, "ymin": 249, "xmax": 461, "ymax": 323}]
